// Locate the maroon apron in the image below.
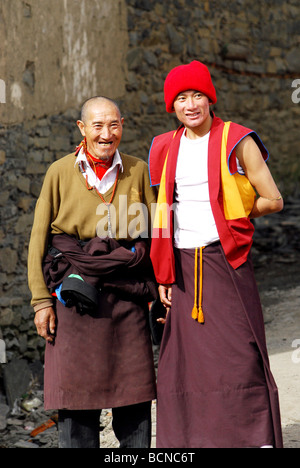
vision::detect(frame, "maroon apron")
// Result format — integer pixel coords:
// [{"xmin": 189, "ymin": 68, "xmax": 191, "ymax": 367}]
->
[{"xmin": 43, "ymin": 235, "xmax": 157, "ymax": 410}]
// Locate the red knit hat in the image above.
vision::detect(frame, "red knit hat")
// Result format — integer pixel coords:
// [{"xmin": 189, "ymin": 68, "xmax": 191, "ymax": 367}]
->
[{"xmin": 164, "ymin": 61, "xmax": 217, "ymax": 113}]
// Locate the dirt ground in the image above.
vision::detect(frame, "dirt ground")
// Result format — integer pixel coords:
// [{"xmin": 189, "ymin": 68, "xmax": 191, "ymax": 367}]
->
[{"xmin": 254, "ymin": 257, "xmax": 300, "ymax": 448}]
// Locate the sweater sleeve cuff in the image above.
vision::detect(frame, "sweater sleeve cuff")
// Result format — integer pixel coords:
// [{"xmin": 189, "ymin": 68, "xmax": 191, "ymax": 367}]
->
[{"xmin": 33, "ymin": 300, "xmax": 54, "ymax": 313}]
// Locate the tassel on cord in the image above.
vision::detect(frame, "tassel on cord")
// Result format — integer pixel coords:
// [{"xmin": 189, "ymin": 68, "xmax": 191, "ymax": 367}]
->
[
  {"xmin": 197, "ymin": 247, "xmax": 205, "ymax": 324},
  {"xmin": 192, "ymin": 248, "xmax": 199, "ymax": 320},
  {"xmin": 191, "ymin": 247, "xmax": 205, "ymax": 324}
]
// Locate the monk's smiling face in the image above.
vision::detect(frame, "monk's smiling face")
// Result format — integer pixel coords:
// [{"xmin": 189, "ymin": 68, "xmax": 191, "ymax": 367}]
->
[{"xmin": 173, "ymin": 90, "xmax": 212, "ymax": 139}]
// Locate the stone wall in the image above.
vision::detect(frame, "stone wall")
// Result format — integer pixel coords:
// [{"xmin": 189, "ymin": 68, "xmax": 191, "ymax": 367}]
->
[
  {"xmin": 0, "ymin": 0, "xmax": 300, "ymax": 367},
  {"xmin": 0, "ymin": 110, "xmax": 82, "ymax": 364},
  {"xmin": 0, "ymin": 0, "xmax": 128, "ymax": 125},
  {"xmin": 121, "ymin": 0, "xmax": 300, "ymax": 190}
]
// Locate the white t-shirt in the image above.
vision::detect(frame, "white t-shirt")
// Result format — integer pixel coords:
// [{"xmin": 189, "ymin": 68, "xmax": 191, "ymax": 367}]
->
[{"xmin": 174, "ymin": 130, "xmax": 220, "ymax": 249}]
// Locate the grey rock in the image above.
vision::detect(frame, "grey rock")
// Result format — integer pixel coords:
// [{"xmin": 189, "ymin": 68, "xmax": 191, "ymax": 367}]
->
[
  {"xmin": 14, "ymin": 440, "xmax": 39, "ymax": 449},
  {"xmin": 3, "ymin": 359, "xmax": 32, "ymax": 408},
  {"xmin": 0, "ymin": 403, "xmax": 10, "ymax": 431}
]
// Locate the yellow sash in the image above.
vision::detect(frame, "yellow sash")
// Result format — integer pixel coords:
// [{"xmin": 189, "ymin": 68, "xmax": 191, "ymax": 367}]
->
[{"xmin": 221, "ymin": 122, "xmax": 256, "ymax": 220}]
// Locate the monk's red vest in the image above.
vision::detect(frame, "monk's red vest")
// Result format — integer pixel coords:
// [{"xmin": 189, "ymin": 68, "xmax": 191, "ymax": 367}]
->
[{"xmin": 149, "ymin": 116, "xmax": 269, "ymax": 285}]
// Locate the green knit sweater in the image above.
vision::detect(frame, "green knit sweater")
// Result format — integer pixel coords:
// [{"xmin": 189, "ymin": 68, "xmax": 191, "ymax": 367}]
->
[{"xmin": 27, "ymin": 152, "xmax": 157, "ymax": 309}]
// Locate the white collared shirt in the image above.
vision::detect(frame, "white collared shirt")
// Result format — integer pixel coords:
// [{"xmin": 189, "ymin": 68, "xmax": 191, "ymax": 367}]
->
[{"xmin": 75, "ymin": 148, "xmax": 123, "ymax": 194}]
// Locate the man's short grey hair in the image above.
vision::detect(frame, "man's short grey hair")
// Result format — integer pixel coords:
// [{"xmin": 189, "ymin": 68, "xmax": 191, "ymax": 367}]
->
[{"xmin": 80, "ymin": 96, "xmax": 122, "ymax": 123}]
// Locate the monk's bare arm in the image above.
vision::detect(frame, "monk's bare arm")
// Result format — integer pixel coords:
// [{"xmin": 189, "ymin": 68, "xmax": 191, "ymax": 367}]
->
[{"xmin": 236, "ymin": 136, "xmax": 284, "ymax": 218}]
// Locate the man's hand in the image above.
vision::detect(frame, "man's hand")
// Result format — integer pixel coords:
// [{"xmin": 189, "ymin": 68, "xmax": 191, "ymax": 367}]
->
[
  {"xmin": 34, "ymin": 307, "xmax": 56, "ymax": 343},
  {"xmin": 158, "ymin": 285, "xmax": 172, "ymax": 324}
]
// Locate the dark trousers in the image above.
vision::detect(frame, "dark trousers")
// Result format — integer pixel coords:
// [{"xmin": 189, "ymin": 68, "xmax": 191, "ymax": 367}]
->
[{"xmin": 58, "ymin": 401, "xmax": 152, "ymax": 448}]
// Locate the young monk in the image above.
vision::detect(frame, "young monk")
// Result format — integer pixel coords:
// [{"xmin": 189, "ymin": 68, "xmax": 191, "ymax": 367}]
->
[{"xmin": 149, "ymin": 61, "xmax": 284, "ymax": 448}]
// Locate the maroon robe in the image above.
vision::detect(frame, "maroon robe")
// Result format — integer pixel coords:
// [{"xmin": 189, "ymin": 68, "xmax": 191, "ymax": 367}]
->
[{"xmin": 156, "ymin": 243, "xmax": 283, "ymax": 448}]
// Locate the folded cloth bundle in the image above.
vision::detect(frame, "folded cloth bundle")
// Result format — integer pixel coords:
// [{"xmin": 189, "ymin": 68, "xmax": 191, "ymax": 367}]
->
[{"xmin": 43, "ymin": 234, "xmax": 158, "ymax": 316}]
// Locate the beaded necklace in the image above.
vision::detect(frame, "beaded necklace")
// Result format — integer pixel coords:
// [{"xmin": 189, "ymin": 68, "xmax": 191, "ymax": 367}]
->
[{"xmin": 77, "ymin": 138, "xmax": 120, "ymax": 237}]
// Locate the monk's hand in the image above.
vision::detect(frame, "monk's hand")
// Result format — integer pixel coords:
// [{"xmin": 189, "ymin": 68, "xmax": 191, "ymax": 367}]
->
[
  {"xmin": 34, "ymin": 307, "xmax": 56, "ymax": 343},
  {"xmin": 158, "ymin": 285, "xmax": 172, "ymax": 324}
]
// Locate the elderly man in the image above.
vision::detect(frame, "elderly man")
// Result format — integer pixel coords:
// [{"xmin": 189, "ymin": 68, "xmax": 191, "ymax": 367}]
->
[
  {"xmin": 149, "ymin": 61, "xmax": 283, "ymax": 448},
  {"xmin": 28, "ymin": 96, "xmax": 157, "ymax": 448}
]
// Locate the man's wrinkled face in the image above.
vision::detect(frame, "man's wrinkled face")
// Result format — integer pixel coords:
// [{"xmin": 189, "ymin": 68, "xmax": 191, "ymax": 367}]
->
[{"xmin": 77, "ymin": 100, "xmax": 124, "ymax": 160}]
